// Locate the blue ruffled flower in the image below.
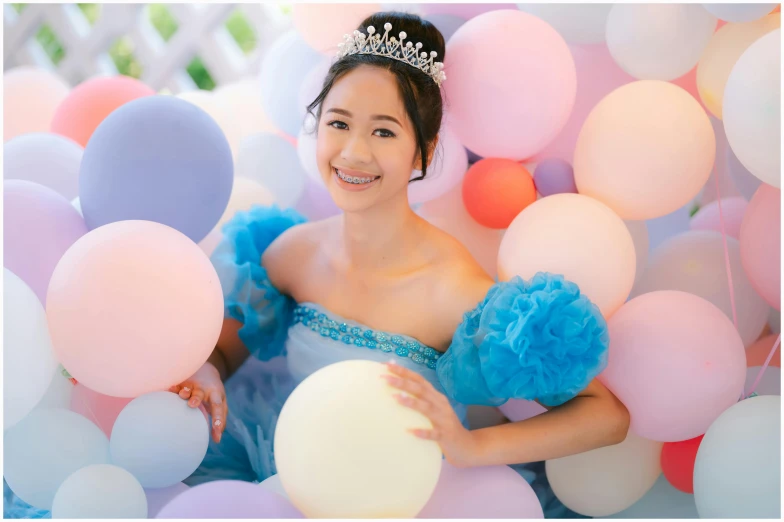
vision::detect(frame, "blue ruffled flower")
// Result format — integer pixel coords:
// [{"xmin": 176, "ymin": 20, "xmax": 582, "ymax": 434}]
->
[
  {"xmin": 437, "ymin": 272, "xmax": 609, "ymax": 407},
  {"xmin": 210, "ymin": 205, "xmax": 307, "ymax": 360}
]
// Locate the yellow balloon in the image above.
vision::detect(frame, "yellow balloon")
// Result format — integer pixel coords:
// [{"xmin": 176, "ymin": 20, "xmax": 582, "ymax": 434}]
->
[
  {"xmin": 274, "ymin": 360, "xmax": 442, "ymax": 518},
  {"xmin": 497, "ymin": 193, "xmax": 636, "ymax": 318},
  {"xmin": 697, "ymin": 13, "xmax": 780, "ymax": 119},
  {"xmin": 574, "ymin": 81, "xmax": 715, "ymax": 220}
]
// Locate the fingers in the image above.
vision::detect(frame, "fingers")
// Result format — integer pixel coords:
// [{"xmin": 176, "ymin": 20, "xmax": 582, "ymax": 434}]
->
[
  {"xmin": 409, "ymin": 428, "xmax": 440, "ymax": 440},
  {"xmin": 188, "ymin": 388, "xmax": 205, "ymax": 408},
  {"xmin": 169, "ymin": 384, "xmax": 181, "ymax": 394},
  {"xmin": 394, "ymin": 392, "xmax": 435, "ymax": 417},
  {"xmin": 208, "ymin": 390, "xmax": 226, "ymax": 443},
  {"xmin": 382, "ymin": 374, "xmax": 433, "ymax": 399},
  {"xmin": 386, "ymin": 361, "xmax": 428, "ymax": 383},
  {"xmin": 178, "ymin": 384, "xmax": 193, "ymax": 400}
]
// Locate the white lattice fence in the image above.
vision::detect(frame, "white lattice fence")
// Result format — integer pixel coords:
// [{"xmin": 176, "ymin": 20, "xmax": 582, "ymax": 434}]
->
[{"xmin": 3, "ymin": 3, "xmax": 294, "ymax": 92}]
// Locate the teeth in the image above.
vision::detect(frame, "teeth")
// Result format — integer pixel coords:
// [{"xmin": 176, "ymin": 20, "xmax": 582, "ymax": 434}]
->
[{"xmin": 336, "ymin": 169, "xmax": 376, "ymax": 184}]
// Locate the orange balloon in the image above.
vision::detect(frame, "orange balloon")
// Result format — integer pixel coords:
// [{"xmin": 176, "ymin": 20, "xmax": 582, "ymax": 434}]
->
[
  {"xmin": 50, "ymin": 76, "xmax": 155, "ymax": 147},
  {"xmin": 462, "ymin": 159, "xmax": 536, "ymax": 229},
  {"xmin": 746, "ymin": 333, "xmax": 781, "ymax": 368}
]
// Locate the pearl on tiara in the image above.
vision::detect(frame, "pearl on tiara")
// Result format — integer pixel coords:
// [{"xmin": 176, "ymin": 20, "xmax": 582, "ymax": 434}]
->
[{"xmin": 335, "ymin": 22, "xmax": 447, "ymax": 86}]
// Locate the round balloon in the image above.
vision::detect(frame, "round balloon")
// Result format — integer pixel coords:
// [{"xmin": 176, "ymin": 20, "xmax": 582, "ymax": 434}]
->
[
  {"xmin": 624, "ymin": 220, "xmax": 649, "ymax": 289},
  {"xmin": 79, "ymin": 95, "xmax": 233, "ymax": 243},
  {"xmin": 409, "ymin": 124, "xmax": 468, "ymax": 205},
  {"xmin": 3, "ymin": 133, "xmax": 83, "ymax": 200},
  {"xmin": 533, "ymin": 158, "xmax": 576, "ymax": 196},
  {"xmin": 46, "ymin": 220, "xmax": 224, "ymax": 397},
  {"xmin": 661, "ymin": 435, "xmax": 704, "ymax": 494},
  {"xmin": 155, "ymin": 480, "xmax": 303, "ymax": 518},
  {"xmin": 259, "ymin": 474, "xmax": 289, "ymax": 500},
  {"xmin": 702, "ymin": 3, "xmax": 778, "ymax": 23},
  {"xmin": 574, "ymin": 81, "xmax": 715, "ymax": 220},
  {"xmin": 740, "ymin": 184, "xmax": 780, "ymax": 310},
  {"xmin": 693, "ymin": 395, "xmax": 780, "ymax": 518},
  {"xmin": 177, "ymin": 89, "xmax": 243, "ymax": 158},
  {"xmin": 689, "ymin": 197, "xmax": 748, "ymax": 239},
  {"xmin": 50, "ymin": 75, "xmax": 155, "ymax": 147},
  {"xmin": 145, "ymin": 482, "xmax": 190, "ymax": 518},
  {"xmin": 746, "ymin": 333, "xmax": 782, "ymax": 368},
  {"xmin": 462, "ymin": 158, "xmax": 536, "ymax": 229},
  {"xmin": 444, "ymin": 10, "xmax": 576, "ymax": 159},
  {"xmin": 70, "ymin": 383, "xmax": 132, "ymax": 438},
  {"xmin": 52, "ymin": 464, "xmax": 147, "ymax": 519},
  {"xmin": 606, "ymin": 474, "xmax": 699, "ymax": 519},
  {"xmin": 292, "ymin": 3, "xmax": 380, "ymax": 54},
  {"xmin": 517, "ymin": 3, "xmax": 613, "ymax": 44},
  {"xmin": 497, "ymin": 399, "xmax": 547, "ymax": 423},
  {"xmin": 293, "ymin": 180, "xmax": 343, "ymax": 222},
  {"xmin": 274, "ymin": 360, "xmax": 442, "ymax": 518},
  {"xmin": 424, "ymin": 13, "xmax": 467, "ymax": 43},
  {"xmin": 4, "ymin": 66, "xmax": 70, "ymax": 142},
  {"xmin": 745, "ymin": 365, "xmax": 781, "ymax": 396},
  {"xmin": 498, "ymin": 193, "xmax": 636, "ymax": 317},
  {"xmin": 599, "ymin": 291, "xmax": 746, "ymax": 441},
  {"xmin": 235, "ymin": 133, "xmax": 307, "ymax": 207},
  {"xmin": 213, "ymin": 79, "xmax": 278, "ymax": 143},
  {"xmin": 722, "ymin": 29, "xmax": 781, "ymax": 187},
  {"xmin": 727, "ymin": 141, "xmax": 763, "ymax": 200}
]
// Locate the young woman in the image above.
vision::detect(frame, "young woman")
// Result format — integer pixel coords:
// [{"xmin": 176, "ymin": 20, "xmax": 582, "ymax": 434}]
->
[{"xmin": 176, "ymin": 11, "xmax": 629, "ymax": 517}]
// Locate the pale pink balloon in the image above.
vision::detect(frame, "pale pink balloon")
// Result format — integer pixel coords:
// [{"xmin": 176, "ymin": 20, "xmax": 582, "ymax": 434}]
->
[
  {"xmin": 532, "ymin": 44, "xmax": 634, "ymax": 164},
  {"xmin": 498, "ymin": 399, "xmax": 547, "ymax": 423},
  {"xmin": 740, "ymin": 184, "xmax": 780, "ymax": 310},
  {"xmin": 46, "ymin": 221, "xmax": 224, "ymax": 398},
  {"xmin": 690, "ymin": 197, "xmax": 748, "ymax": 239},
  {"xmin": 292, "ymin": 3, "xmax": 381, "ymax": 54},
  {"xmin": 4, "ymin": 66, "xmax": 70, "ymax": 142},
  {"xmin": 419, "ymin": 3, "xmax": 517, "ymax": 19},
  {"xmin": 444, "ymin": 10, "xmax": 576, "ymax": 160},
  {"xmin": 408, "ymin": 124, "xmax": 468, "ymax": 204},
  {"xmin": 598, "ymin": 291, "xmax": 746, "ymax": 442},
  {"xmin": 70, "ymin": 383, "xmax": 132, "ymax": 437}
]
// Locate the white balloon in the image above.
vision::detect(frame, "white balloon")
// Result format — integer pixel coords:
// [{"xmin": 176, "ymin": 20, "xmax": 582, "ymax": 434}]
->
[
  {"xmin": 52, "ymin": 464, "xmax": 148, "ymax": 519},
  {"xmin": 694, "ymin": 395, "xmax": 780, "ymax": 518},
  {"xmin": 3, "ymin": 269, "xmax": 59, "ymax": 430},
  {"xmin": 606, "ymin": 4, "xmax": 717, "ymax": 80},
  {"xmin": 71, "ymin": 196, "xmax": 82, "ymax": 216},
  {"xmin": 604, "ymin": 474, "xmax": 698, "ymax": 519},
  {"xmin": 702, "ymin": 3, "xmax": 778, "ymax": 23},
  {"xmin": 745, "ymin": 366, "xmax": 781, "ymax": 396},
  {"xmin": 35, "ymin": 371, "xmax": 74, "ymax": 410},
  {"xmin": 297, "ymin": 114, "xmax": 322, "ymax": 184},
  {"xmin": 723, "ymin": 29, "xmax": 781, "ymax": 187},
  {"xmin": 3, "ymin": 133, "xmax": 83, "ymax": 200},
  {"xmin": 235, "ymin": 133, "xmax": 308, "ymax": 207},
  {"xmin": 517, "ymin": 4, "xmax": 613, "ymax": 44},
  {"xmin": 213, "ymin": 79, "xmax": 278, "ymax": 142}
]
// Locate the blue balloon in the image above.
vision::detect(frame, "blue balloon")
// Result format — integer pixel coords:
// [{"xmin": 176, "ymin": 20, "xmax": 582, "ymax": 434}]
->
[{"xmin": 79, "ymin": 95, "xmax": 233, "ymax": 243}]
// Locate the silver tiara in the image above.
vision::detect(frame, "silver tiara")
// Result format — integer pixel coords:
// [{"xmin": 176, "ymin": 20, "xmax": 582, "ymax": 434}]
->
[{"xmin": 336, "ymin": 22, "xmax": 446, "ymax": 86}]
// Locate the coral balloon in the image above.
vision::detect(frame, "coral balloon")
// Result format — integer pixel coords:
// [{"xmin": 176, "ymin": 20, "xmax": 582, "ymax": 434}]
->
[
  {"xmin": 723, "ymin": 29, "xmax": 780, "ymax": 187},
  {"xmin": 740, "ymin": 184, "xmax": 780, "ymax": 310},
  {"xmin": 70, "ymin": 383, "xmax": 132, "ymax": 437},
  {"xmin": 689, "ymin": 197, "xmax": 748, "ymax": 239},
  {"xmin": 444, "ymin": 10, "xmax": 576, "ymax": 159},
  {"xmin": 274, "ymin": 360, "xmax": 441, "ymax": 518},
  {"xmin": 497, "ymin": 193, "xmax": 636, "ymax": 317},
  {"xmin": 606, "ymin": 4, "xmax": 717, "ymax": 81},
  {"xmin": 292, "ymin": 3, "xmax": 380, "ymax": 54},
  {"xmin": 746, "ymin": 333, "xmax": 781, "ymax": 368},
  {"xmin": 462, "ymin": 159, "xmax": 536, "ymax": 229},
  {"xmin": 3, "ymin": 133, "xmax": 83, "ymax": 200},
  {"xmin": 574, "ymin": 81, "xmax": 715, "ymax": 220},
  {"xmin": 702, "ymin": 3, "xmax": 778, "ymax": 23},
  {"xmin": 599, "ymin": 291, "xmax": 746, "ymax": 441},
  {"xmin": 52, "ymin": 464, "xmax": 147, "ymax": 519},
  {"xmin": 46, "ymin": 221, "xmax": 223, "ymax": 397},
  {"xmin": 4, "ymin": 66, "xmax": 70, "ymax": 142},
  {"xmin": 661, "ymin": 435, "xmax": 704, "ymax": 494},
  {"xmin": 697, "ymin": 13, "xmax": 780, "ymax": 119},
  {"xmin": 546, "ymin": 431, "xmax": 663, "ymax": 517},
  {"xmin": 517, "ymin": 4, "xmax": 613, "ymax": 44},
  {"xmin": 50, "ymin": 75, "xmax": 155, "ymax": 147}
]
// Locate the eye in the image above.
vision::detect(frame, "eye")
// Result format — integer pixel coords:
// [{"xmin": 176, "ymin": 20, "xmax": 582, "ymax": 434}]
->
[
  {"xmin": 374, "ymin": 128, "xmax": 396, "ymax": 138},
  {"xmin": 327, "ymin": 120, "xmax": 348, "ymax": 130}
]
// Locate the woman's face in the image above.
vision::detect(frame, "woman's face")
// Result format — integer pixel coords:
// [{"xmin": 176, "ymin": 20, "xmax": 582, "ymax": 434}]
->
[{"xmin": 316, "ymin": 65, "xmax": 420, "ymax": 213}]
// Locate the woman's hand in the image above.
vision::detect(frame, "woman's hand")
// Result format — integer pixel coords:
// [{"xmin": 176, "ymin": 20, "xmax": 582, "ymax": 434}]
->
[
  {"xmin": 170, "ymin": 362, "xmax": 227, "ymax": 444},
  {"xmin": 382, "ymin": 361, "xmax": 478, "ymax": 468}
]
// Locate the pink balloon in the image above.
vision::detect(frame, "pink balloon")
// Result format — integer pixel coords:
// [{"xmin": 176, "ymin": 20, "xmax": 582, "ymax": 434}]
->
[
  {"xmin": 46, "ymin": 221, "xmax": 223, "ymax": 398},
  {"xmin": 3, "ymin": 180, "xmax": 88, "ymax": 305},
  {"xmin": 533, "ymin": 44, "xmax": 634, "ymax": 163},
  {"xmin": 292, "ymin": 3, "xmax": 380, "ymax": 54},
  {"xmin": 419, "ymin": 3, "xmax": 517, "ymax": 19},
  {"xmin": 155, "ymin": 480, "xmax": 303, "ymax": 518},
  {"xmin": 444, "ymin": 10, "xmax": 576, "ymax": 160},
  {"xmin": 599, "ymin": 291, "xmax": 746, "ymax": 442},
  {"xmin": 70, "ymin": 383, "xmax": 132, "ymax": 437},
  {"xmin": 689, "ymin": 197, "xmax": 748, "ymax": 239},
  {"xmin": 145, "ymin": 482, "xmax": 190, "ymax": 518},
  {"xmin": 498, "ymin": 399, "xmax": 547, "ymax": 423},
  {"xmin": 408, "ymin": 124, "xmax": 468, "ymax": 204},
  {"xmin": 671, "ymin": 65, "xmax": 708, "ymax": 110},
  {"xmin": 417, "ymin": 460, "xmax": 543, "ymax": 518},
  {"xmin": 740, "ymin": 184, "xmax": 780, "ymax": 310},
  {"xmin": 4, "ymin": 66, "xmax": 70, "ymax": 142}
]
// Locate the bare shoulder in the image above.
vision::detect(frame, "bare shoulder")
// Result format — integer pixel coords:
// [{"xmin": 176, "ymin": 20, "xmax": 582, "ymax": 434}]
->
[{"xmin": 261, "ymin": 218, "xmax": 332, "ymax": 295}]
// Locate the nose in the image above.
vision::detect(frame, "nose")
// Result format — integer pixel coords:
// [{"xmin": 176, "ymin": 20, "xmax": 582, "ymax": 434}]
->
[{"xmin": 341, "ymin": 133, "xmax": 372, "ymax": 165}]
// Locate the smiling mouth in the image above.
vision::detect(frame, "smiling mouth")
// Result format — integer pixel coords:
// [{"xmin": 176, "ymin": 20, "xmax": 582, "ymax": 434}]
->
[{"xmin": 333, "ymin": 167, "xmax": 380, "ymax": 185}]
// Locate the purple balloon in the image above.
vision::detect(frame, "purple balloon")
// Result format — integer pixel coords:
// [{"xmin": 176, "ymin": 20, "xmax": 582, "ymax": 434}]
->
[
  {"xmin": 145, "ymin": 482, "xmax": 190, "ymax": 518},
  {"xmin": 425, "ymin": 14, "xmax": 467, "ymax": 42},
  {"xmin": 533, "ymin": 158, "xmax": 577, "ymax": 197},
  {"xmin": 498, "ymin": 399, "xmax": 547, "ymax": 422},
  {"xmin": 465, "ymin": 147, "xmax": 483, "ymax": 165},
  {"xmin": 155, "ymin": 480, "xmax": 302, "ymax": 519},
  {"xmin": 417, "ymin": 461, "xmax": 543, "ymax": 519},
  {"xmin": 293, "ymin": 180, "xmax": 341, "ymax": 221},
  {"xmin": 4, "ymin": 180, "xmax": 88, "ymax": 305},
  {"xmin": 79, "ymin": 95, "xmax": 233, "ymax": 243}
]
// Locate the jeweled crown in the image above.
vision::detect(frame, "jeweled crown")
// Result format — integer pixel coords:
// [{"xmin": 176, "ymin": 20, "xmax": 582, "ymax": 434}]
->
[{"xmin": 336, "ymin": 22, "xmax": 446, "ymax": 86}]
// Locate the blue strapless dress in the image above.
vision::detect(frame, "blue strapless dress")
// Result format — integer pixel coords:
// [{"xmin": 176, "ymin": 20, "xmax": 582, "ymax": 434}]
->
[{"xmin": 4, "ymin": 205, "xmax": 608, "ymax": 519}]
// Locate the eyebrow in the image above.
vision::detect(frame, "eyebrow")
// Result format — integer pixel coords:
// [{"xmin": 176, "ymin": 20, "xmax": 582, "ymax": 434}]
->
[{"xmin": 325, "ymin": 107, "xmax": 402, "ymax": 126}]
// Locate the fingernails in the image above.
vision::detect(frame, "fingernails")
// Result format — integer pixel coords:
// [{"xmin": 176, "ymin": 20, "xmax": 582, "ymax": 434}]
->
[
  {"xmin": 182, "ymin": 387, "xmax": 190, "ymax": 392},
  {"xmin": 189, "ymin": 398, "xmax": 199, "ymax": 406},
  {"xmin": 213, "ymin": 419, "xmax": 222, "ymax": 427},
  {"xmin": 387, "ymin": 359, "xmax": 397, "ymax": 366}
]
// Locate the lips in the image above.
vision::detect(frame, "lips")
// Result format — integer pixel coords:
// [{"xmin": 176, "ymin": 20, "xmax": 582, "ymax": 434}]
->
[{"xmin": 333, "ymin": 166, "xmax": 380, "ymax": 184}]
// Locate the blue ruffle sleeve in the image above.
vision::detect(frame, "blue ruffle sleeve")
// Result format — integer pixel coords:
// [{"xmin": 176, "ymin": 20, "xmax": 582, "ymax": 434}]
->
[
  {"xmin": 436, "ymin": 272, "xmax": 609, "ymax": 408},
  {"xmin": 210, "ymin": 205, "xmax": 307, "ymax": 361}
]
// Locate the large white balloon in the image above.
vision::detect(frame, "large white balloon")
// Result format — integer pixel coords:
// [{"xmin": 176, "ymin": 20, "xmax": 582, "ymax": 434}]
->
[
  {"xmin": 3, "ymin": 269, "xmax": 59, "ymax": 430},
  {"xmin": 604, "ymin": 474, "xmax": 698, "ymax": 519},
  {"xmin": 235, "ymin": 133, "xmax": 308, "ymax": 207},
  {"xmin": 702, "ymin": 3, "xmax": 778, "ymax": 23},
  {"xmin": 723, "ymin": 29, "xmax": 781, "ymax": 187},
  {"xmin": 52, "ymin": 464, "xmax": 148, "ymax": 519},
  {"xmin": 517, "ymin": 3, "xmax": 613, "ymax": 44},
  {"xmin": 606, "ymin": 4, "xmax": 717, "ymax": 80},
  {"xmin": 3, "ymin": 133, "xmax": 83, "ymax": 200},
  {"xmin": 693, "ymin": 395, "xmax": 780, "ymax": 518}
]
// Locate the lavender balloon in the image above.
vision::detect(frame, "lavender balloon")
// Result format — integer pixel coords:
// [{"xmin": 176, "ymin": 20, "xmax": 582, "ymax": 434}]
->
[
  {"xmin": 3, "ymin": 180, "xmax": 88, "ymax": 305},
  {"xmin": 155, "ymin": 480, "xmax": 303, "ymax": 519},
  {"xmin": 425, "ymin": 14, "xmax": 467, "ymax": 42},
  {"xmin": 534, "ymin": 158, "xmax": 577, "ymax": 196},
  {"xmin": 79, "ymin": 95, "xmax": 233, "ymax": 243},
  {"xmin": 4, "ymin": 133, "xmax": 83, "ymax": 200}
]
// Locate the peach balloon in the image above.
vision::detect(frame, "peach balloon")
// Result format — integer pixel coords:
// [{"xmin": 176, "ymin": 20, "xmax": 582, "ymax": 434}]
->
[
  {"xmin": 462, "ymin": 159, "xmax": 536, "ymax": 229},
  {"xmin": 177, "ymin": 90, "xmax": 243, "ymax": 159},
  {"xmin": 598, "ymin": 291, "xmax": 747, "ymax": 442},
  {"xmin": 444, "ymin": 10, "xmax": 576, "ymax": 159},
  {"xmin": 690, "ymin": 197, "xmax": 748, "ymax": 239},
  {"xmin": 697, "ymin": 13, "xmax": 780, "ymax": 119},
  {"xmin": 740, "ymin": 184, "xmax": 781, "ymax": 310},
  {"xmin": 70, "ymin": 384, "xmax": 132, "ymax": 437},
  {"xmin": 746, "ymin": 334, "xmax": 782, "ymax": 368},
  {"xmin": 4, "ymin": 66, "xmax": 70, "ymax": 142},
  {"xmin": 574, "ymin": 81, "xmax": 715, "ymax": 220},
  {"xmin": 497, "ymin": 193, "xmax": 636, "ymax": 318},
  {"xmin": 50, "ymin": 76, "xmax": 155, "ymax": 147},
  {"xmin": 292, "ymin": 3, "xmax": 381, "ymax": 54},
  {"xmin": 46, "ymin": 221, "xmax": 223, "ymax": 398},
  {"xmin": 213, "ymin": 79, "xmax": 278, "ymax": 143}
]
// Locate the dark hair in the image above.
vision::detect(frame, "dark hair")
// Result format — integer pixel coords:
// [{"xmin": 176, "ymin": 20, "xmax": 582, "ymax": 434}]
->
[{"xmin": 305, "ymin": 11, "xmax": 446, "ymax": 183}]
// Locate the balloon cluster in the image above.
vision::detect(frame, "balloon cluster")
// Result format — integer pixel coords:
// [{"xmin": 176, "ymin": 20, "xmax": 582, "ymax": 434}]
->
[{"xmin": 3, "ymin": 2, "xmax": 780, "ymax": 519}]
